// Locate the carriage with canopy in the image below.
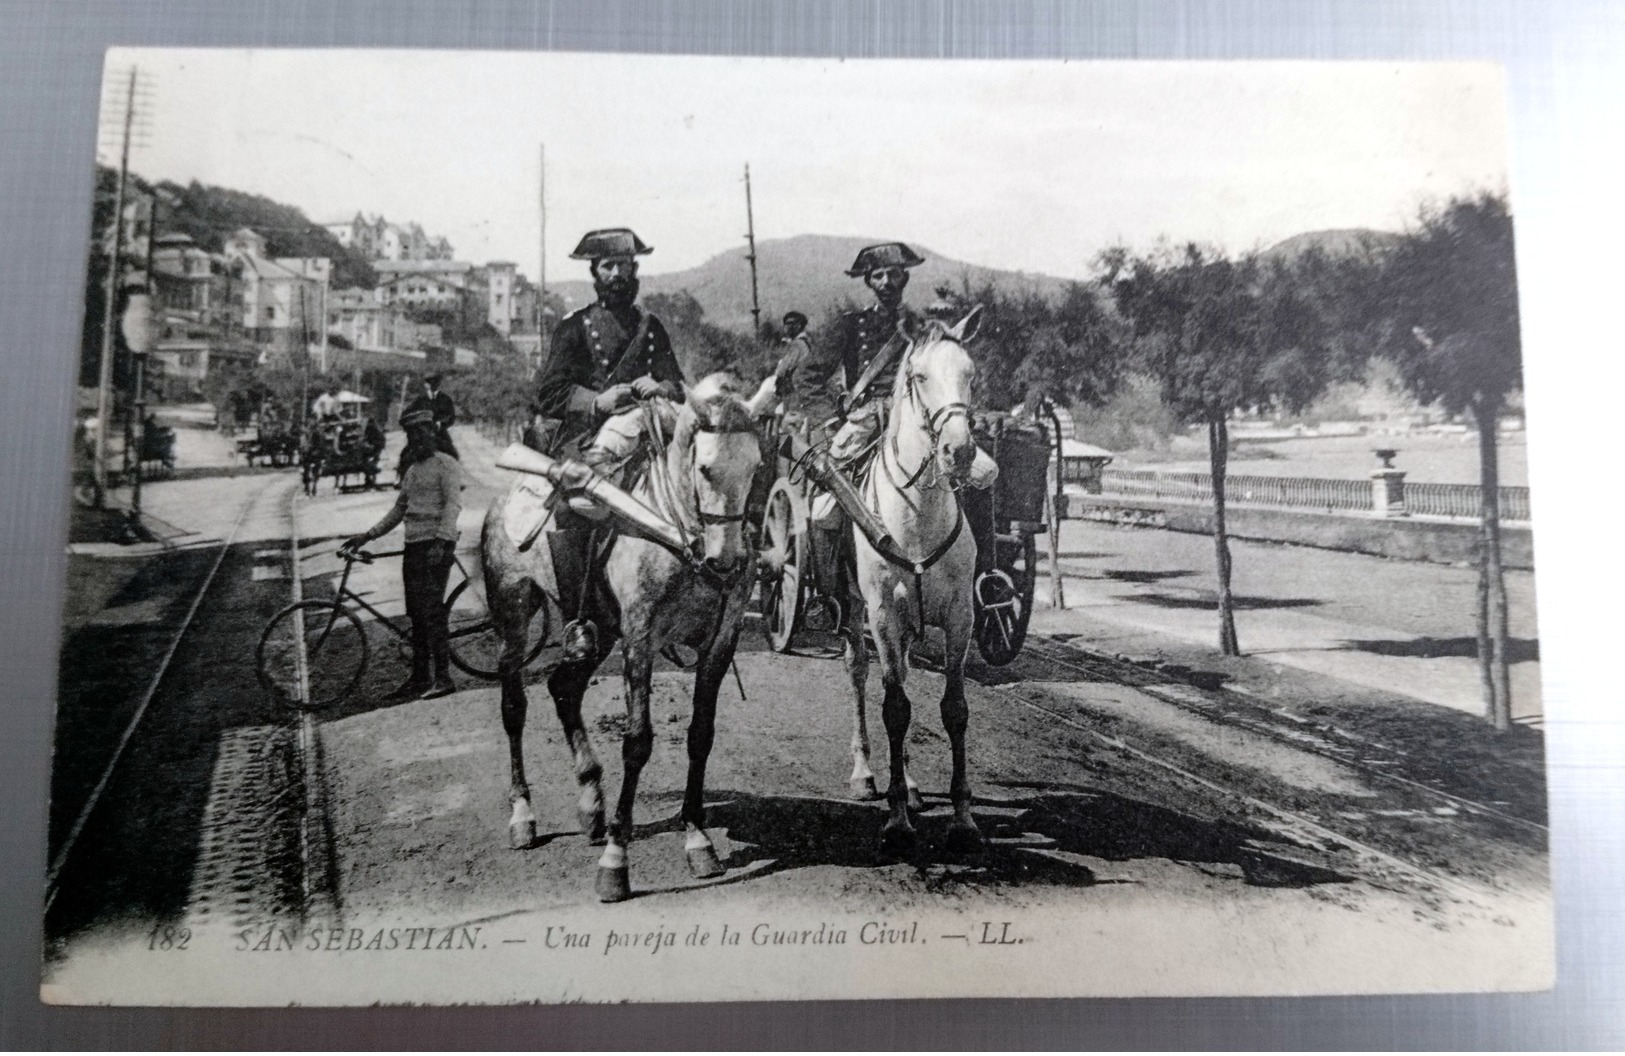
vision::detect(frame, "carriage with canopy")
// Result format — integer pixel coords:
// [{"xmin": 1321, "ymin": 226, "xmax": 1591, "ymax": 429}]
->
[{"xmin": 300, "ymin": 390, "xmax": 384, "ymax": 494}]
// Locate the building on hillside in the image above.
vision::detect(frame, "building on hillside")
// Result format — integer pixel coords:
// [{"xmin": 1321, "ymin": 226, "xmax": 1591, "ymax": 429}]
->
[
  {"xmin": 143, "ymin": 232, "xmax": 256, "ymax": 399},
  {"xmin": 324, "ymin": 286, "xmax": 428, "ymax": 376},
  {"xmin": 323, "ymin": 213, "xmax": 456, "ymax": 263},
  {"xmin": 485, "ymin": 261, "xmax": 516, "ymax": 335},
  {"xmin": 222, "ymin": 227, "xmax": 331, "ymax": 368}
]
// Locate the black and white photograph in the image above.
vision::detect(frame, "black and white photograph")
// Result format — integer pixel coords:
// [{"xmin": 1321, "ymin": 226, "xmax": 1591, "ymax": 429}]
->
[{"xmin": 42, "ymin": 48, "xmax": 1550, "ymax": 1005}]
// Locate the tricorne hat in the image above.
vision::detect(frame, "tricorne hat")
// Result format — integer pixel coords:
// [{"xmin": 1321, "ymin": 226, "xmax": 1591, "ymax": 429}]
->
[
  {"xmin": 570, "ymin": 228, "xmax": 653, "ymax": 261},
  {"xmin": 845, "ymin": 242, "xmax": 925, "ymax": 277}
]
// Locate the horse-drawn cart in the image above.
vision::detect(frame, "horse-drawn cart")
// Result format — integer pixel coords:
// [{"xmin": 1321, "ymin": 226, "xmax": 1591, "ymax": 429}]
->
[
  {"xmin": 755, "ymin": 408, "xmax": 1052, "ymax": 666},
  {"xmin": 963, "ymin": 411, "xmax": 1050, "ymax": 666},
  {"xmin": 236, "ymin": 417, "xmax": 299, "ymax": 467}
]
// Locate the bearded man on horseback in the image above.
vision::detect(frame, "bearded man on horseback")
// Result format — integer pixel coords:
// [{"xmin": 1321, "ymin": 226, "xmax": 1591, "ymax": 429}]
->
[{"xmin": 526, "ymin": 227, "xmax": 687, "ymax": 660}]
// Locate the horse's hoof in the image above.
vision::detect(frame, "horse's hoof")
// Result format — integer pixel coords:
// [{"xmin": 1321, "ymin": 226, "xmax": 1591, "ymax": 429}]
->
[
  {"xmin": 848, "ymin": 776, "xmax": 881, "ymax": 801},
  {"xmin": 579, "ymin": 809, "xmax": 607, "ymax": 844},
  {"xmin": 686, "ymin": 845, "xmax": 725, "ymax": 880},
  {"xmin": 595, "ymin": 865, "xmax": 631, "ymax": 903},
  {"xmin": 945, "ymin": 822, "xmax": 984, "ymax": 856},
  {"xmin": 906, "ymin": 787, "xmax": 927, "ymax": 814},
  {"xmin": 878, "ymin": 822, "xmax": 916, "ymax": 860},
  {"xmin": 508, "ymin": 820, "xmax": 537, "ymax": 850}
]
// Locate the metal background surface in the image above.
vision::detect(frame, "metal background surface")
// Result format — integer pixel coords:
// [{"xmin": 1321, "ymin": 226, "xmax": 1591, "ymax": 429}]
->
[{"xmin": 1, "ymin": 1, "xmax": 1620, "ymax": 1047}]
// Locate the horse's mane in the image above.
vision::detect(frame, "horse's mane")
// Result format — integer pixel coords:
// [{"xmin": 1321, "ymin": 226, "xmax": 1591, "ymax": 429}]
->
[{"xmin": 888, "ymin": 318, "xmax": 958, "ymax": 413}]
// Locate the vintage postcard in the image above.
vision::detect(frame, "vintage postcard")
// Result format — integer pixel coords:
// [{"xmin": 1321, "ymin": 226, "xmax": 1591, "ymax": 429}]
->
[{"xmin": 44, "ymin": 49, "xmax": 1549, "ymax": 1005}]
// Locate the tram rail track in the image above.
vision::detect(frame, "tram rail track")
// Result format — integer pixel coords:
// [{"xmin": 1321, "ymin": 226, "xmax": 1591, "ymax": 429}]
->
[
  {"xmin": 939, "ymin": 633, "xmax": 1547, "ymax": 904},
  {"xmin": 1019, "ymin": 635, "xmax": 1548, "ymax": 839},
  {"xmin": 45, "ymin": 486, "xmax": 264, "ymax": 912}
]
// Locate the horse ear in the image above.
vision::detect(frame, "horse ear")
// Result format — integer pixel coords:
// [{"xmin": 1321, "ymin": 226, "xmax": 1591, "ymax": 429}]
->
[{"xmin": 949, "ymin": 305, "xmax": 984, "ymax": 344}]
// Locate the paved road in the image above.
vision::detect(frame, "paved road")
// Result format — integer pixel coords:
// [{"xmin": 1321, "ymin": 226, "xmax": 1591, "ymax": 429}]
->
[{"xmin": 42, "ymin": 428, "xmax": 1553, "ymax": 1004}]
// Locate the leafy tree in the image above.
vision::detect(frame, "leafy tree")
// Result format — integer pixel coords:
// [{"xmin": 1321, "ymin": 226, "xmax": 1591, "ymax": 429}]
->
[
  {"xmin": 1103, "ymin": 243, "xmax": 1354, "ymax": 655},
  {"xmin": 643, "ymin": 290, "xmax": 775, "ymax": 382},
  {"xmin": 1371, "ymin": 192, "xmax": 1522, "ymax": 730}
]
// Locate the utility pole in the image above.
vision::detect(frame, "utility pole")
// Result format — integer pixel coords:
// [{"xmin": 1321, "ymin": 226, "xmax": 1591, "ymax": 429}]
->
[
  {"xmin": 299, "ymin": 284, "xmax": 311, "ymax": 437},
  {"xmin": 537, "ymin": 142, "xmax": 548, "ymax": 369},
  {"xmin": 94, "ymin": 66, "xmax": 140, "ymax": 505},
  {"xmin": 743, "ymin": 163, "xmax": 761, "ymax": 338}
]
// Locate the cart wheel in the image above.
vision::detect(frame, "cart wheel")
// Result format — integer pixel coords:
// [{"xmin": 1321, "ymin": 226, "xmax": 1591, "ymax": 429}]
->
[
  {"xmin": 761, "ymin": 478, "xmax": 809, "ymax": 652},
  {"xmin": 257, "ymin": 600, "xmax": 369, "ymax": 709},
  {"xmin": 445, "ymin": 578, "xmax": 550, "ymax": 679},
  {"xmin": 974, "ymin": 532, "xmax": 1037, "ymax": 666}
]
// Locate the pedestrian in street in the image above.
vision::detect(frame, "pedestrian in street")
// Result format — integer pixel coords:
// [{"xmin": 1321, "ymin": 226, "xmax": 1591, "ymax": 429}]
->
[
  {"xmin": 404, "ymin": 372, "xmax": 459, "ymax": 460},
  {"xmin": 341, "ymin": 408, "xmax": 464, "ymax": 700}
]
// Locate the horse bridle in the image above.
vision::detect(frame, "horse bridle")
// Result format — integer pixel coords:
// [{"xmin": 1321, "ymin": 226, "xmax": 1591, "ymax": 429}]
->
[
  {"xmin": 637, "ymin": 408, "xmax": 758, "ymax": 590},
  {"xmin": 688, "ymin": 418, "xmax": 757, "ymax": 528},
  {"xmin": 883, "ymin": 340, "xmax": 973, "ymax": 494}
]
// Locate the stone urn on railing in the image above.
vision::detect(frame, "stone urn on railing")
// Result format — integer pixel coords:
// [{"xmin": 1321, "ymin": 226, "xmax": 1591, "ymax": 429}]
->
[{"xmin": 1370, "ymin": 448, "xmax": 1407, "ymax": 517}]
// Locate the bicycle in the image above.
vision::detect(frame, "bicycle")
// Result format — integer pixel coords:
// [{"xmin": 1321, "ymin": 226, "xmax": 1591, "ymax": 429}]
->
[{"xmin": 256, "ymin": 547, "xmax": 550, "ymax": 710}]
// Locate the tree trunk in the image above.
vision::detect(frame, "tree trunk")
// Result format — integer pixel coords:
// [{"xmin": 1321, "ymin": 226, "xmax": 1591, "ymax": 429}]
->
[
  {"xmin": 1046, "ymin": 402, "xmax": 1066, "ymax": 610},
  {"xmin": 1209, "ymin": 416, "xmax": 1240, "ymax": 656},
  {"xmin": 1474, "ymin": 396, "xmax": 1513, "ymax": 731}
]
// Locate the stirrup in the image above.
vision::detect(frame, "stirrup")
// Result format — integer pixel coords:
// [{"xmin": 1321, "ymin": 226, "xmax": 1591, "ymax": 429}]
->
[{"xmin": 803, "ymin": 594, "xmax": 843, "ymax": 634}]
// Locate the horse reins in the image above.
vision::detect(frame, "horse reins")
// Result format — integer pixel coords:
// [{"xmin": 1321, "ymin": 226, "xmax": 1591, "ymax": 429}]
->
[{"xmin": 861, "ymin": 340, "xmax": 972, "ymax": 635}]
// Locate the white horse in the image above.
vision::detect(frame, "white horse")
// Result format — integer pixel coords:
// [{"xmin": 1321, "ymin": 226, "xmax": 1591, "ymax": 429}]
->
[
  {"xmin": 480, "ymin": 374, "xmax": 763, "ymax": 901},
  {"xmin": 844, "ymin": 307, "xmax": 986, "ymax": 856}
]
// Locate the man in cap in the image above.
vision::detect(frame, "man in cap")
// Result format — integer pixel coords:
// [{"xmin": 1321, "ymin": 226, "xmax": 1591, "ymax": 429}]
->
[
  {"xmin": 528, "ymin": 227, "xmax": 686, "ymax": 659},
  {"xmin": 404, "ymin": 371, "xmax": 459, "ymax": 460},
  {"xmin": 341, "ymin": 407, "xmax": 465, "ymax": 700},
  {"xmin": 750, "ymin": 309, "xmax": 842, "ymax": 442}
]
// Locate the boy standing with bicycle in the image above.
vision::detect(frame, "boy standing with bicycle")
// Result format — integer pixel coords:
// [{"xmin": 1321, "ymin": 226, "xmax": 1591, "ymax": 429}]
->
[{"xmin": 341, "ymin": 408, "xmax": 464, "ymax": 700}]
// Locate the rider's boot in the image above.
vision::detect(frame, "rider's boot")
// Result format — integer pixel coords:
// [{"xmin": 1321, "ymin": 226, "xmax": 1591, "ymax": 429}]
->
[{"xmin": 802, "ymin": 451, "xmax": 896, "ymax": 555}]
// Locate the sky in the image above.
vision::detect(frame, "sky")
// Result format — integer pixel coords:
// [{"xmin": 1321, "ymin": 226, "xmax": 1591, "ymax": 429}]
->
[{"xmin": 101, "ymin": 49, "xmax": 1509, "ymax": 282}]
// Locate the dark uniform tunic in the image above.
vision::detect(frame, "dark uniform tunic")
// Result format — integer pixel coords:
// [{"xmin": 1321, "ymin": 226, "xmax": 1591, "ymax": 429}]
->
[
  {"xmin": 828, "ymin": 302, "xmax": 920, "ymax": 407},
  {"xmin": 533, "ymin": 303, "xmax": 684, "ymax": 445}
]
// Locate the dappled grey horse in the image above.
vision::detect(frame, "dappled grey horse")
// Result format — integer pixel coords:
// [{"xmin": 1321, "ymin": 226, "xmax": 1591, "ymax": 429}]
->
[{"xmin": 480, "ymin": 374, "xmax": 763, "ymax": 901}]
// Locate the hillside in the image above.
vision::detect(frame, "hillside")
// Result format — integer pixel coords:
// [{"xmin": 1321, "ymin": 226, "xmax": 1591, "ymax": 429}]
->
[
  {"xmin": 97, "ymin": 168, "xmax": 377, "ymax": 289},
  {"xmin": 551, "ymin": 234, "xmax": 1078, "ymax": 331},
  {"xmin": 1262, "ymin": 228, "xmax": 1400, "ymax": 263}
]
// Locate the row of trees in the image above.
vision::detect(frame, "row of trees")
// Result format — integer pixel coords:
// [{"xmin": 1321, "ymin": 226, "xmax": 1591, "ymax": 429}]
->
[
  {"xmin": 953, "ymin": 191, "xmax": 1520, "ymax": 730},
  {"xmin": 391, "ymin": 192, "xmax": 1523, "ymax": 728}
]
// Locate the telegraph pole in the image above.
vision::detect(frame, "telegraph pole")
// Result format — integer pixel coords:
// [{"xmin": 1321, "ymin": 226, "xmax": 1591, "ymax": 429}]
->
[
  {"xmin": 538, "ymin": 142, "xmax": 547, "ymax": 367},
  {"xmin": 743, "ymin": 163, "xmax": 761, "ymax": 338},
  {"xmin": 93, "ymin": 66, "xmax": 140, "ymax": 504}
]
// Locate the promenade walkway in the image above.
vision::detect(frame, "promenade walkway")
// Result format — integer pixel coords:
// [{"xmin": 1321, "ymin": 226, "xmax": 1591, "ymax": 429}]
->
[{"xmin": 1032, "ymin": 518, "xmax": 1543, "ymax": 726}]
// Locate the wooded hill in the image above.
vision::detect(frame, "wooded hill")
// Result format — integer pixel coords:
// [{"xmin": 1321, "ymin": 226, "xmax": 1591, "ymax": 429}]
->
[{"xmin": 92, "ymin": 166, "xmax": 376, "ymax": 289}]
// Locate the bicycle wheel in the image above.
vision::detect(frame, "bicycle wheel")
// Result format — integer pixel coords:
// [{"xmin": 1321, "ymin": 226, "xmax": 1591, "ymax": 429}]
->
[
  {"xmin": 257, "ymin": 600, "xmax": 369, "ymax": 709},
  {"xmin": 445, "ymin": 578, "xmax": 550, "ymax": 679}
]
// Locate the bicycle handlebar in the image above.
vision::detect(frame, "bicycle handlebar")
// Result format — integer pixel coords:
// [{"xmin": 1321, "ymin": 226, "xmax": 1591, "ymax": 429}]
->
[{"xmin": 340, "ymin": 547, "xmax": 403, "ymax": 564}]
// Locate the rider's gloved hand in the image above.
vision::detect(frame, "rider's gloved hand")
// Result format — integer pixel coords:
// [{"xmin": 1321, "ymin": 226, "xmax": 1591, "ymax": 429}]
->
[
  {"xmin": 631, "ymin": 375, "xmax": 667, "ymax": 401},
  {"xmin": 593, "ymin": 384, "xmax": 635, "ymax": 417},
  {"xmin": 339, "ymin": 535, "xmax": 367, "ymax": 556}
]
